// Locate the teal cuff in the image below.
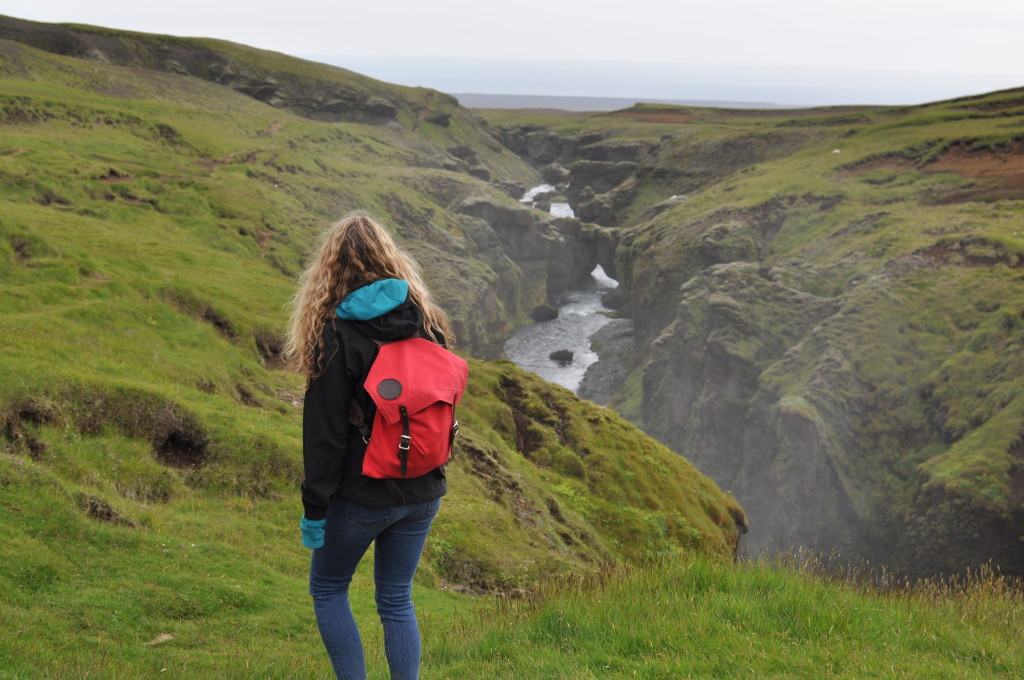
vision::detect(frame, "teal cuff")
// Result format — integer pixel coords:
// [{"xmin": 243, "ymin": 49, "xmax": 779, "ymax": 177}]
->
[{"xmin": 300, "ymin": 515, "xmax": 326, "ymax": 549}]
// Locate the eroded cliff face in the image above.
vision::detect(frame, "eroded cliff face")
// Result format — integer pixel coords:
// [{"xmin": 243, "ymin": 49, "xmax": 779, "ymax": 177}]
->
[
  {"xmin": 623, "ymin": 213, "xmax": 1024, "ymax": 574},
  {"xmin": 458, "ymin": 196, "xmax": 618, "ymax": 307},
  {"xmin": 630, "ymin": 227, "xmax": 1024, "ymax": 575},
  {"xmin": 640, "ymin": 259, "xmax": 862, "ymax": 555}
]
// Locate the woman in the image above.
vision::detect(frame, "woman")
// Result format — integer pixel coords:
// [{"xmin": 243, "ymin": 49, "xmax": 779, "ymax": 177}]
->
[{"xmin": 284, "ymin": 211, "xmax": 455, "ymax": 680}]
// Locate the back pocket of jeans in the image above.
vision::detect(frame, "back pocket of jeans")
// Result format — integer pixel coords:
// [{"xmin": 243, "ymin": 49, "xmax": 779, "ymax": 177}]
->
[
  {"xmin": 422, "ymin": 497, "xmax": 441, "ymax": 520},
  {"xmin": 345, "ymin": 502, "xmax": 392, "ymax": 528}
]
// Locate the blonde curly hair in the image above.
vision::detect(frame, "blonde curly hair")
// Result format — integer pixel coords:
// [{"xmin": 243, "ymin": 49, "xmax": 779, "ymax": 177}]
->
[{"xmin": 284, "ymin": 212, "xmax": 454, "ymax": 381}]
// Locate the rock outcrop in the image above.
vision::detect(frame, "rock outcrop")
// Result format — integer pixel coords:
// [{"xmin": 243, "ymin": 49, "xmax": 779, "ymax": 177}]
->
[{"xmin": 492, "ymin": 125, "xmax": 587, "ymax": 165}]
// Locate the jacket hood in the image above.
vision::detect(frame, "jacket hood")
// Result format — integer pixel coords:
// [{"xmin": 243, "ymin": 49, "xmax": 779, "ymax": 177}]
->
[
  {"xmin": 336, "ymin": 279, "xmax": 409, "ymax": 320},
  {"xmin": 336, "ymin": 279, "xmax": 423, "ymax": 342}
]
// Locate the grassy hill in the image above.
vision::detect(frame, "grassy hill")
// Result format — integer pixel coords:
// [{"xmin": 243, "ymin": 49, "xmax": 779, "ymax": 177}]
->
[{"xmin": 0, "ymin": 16, "xmax": 752, "ymax": 676}]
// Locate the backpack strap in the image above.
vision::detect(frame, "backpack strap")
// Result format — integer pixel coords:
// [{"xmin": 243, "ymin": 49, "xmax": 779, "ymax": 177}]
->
[
  {"xmin": 347, "ymin": 399, "xmax": 372, "ymax": 442},
  {"xmin": 398, "ymin": 405, "xmax": 411, "ymax": 477},
  {"xmin": 344, "ymin": 332, "xmax": 384, "ymax": 442}
]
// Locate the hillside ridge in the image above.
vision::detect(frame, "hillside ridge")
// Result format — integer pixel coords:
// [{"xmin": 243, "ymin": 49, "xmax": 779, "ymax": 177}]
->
[{"xmin": 0, "ymin": 13, "xmax": 745, "ymax": 609}]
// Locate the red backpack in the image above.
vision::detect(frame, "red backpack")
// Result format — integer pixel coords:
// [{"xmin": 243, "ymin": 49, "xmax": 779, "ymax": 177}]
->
[{"xmin": 356, "ymin": 337, "xmax": 468, "ymax": 479}]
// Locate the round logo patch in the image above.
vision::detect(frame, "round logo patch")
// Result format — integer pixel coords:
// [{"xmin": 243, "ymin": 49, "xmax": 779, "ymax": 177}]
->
[{"xmin": 378, "ymin": 378, "xmax": 403, "ymax": 400}]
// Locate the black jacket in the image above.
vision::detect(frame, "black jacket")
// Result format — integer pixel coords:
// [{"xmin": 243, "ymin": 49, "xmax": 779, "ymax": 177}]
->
[{"xmin": 300, "ymin": 294, "xmax": 447, "ymax": 520}]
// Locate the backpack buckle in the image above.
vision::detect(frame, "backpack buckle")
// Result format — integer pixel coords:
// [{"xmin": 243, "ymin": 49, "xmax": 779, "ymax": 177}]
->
[{"xmin": 399, "ymin": 434, "xmax": 411, "ymax": 451}]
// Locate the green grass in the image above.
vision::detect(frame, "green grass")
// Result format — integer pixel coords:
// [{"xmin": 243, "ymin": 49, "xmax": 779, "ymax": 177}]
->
[
  {"xmin": 2, "ymin": 493, "xmax": 1019, "ymax": 680},
  {"xmin": 426, "ymin": 555, "xmax": 1022, "ymax": 679}
]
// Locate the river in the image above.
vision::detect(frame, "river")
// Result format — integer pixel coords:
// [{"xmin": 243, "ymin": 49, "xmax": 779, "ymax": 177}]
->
[{"xmin": 503, "ymin": 187, "xmax": 619, "ymax": 392}]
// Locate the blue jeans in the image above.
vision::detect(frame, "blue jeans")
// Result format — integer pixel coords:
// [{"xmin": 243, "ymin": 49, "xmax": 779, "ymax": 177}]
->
[{"xmin": 309, "ymin": 497, "xmax": 441, "ymax": 680}]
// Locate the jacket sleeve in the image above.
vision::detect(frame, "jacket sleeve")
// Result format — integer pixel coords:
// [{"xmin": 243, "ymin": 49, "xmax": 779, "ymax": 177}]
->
[{"xmin": 300, "ymin": 329, "xmax": 354, "ymax": 521}]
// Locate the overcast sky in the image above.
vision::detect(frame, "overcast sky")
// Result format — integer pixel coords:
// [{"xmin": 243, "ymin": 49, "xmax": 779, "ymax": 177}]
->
[{"xmin": 4, "ymin": 1, "xmax": 1023, "ymax": 105}]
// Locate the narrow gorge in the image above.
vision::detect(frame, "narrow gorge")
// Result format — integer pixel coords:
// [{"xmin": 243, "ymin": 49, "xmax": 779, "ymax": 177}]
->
[{"xmin": 485, "ymin": 106, "xmax": 1024, "ymax": 577}]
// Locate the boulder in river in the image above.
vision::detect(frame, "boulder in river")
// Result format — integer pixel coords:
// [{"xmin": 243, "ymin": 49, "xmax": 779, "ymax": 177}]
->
[
  {"xmin": 530, "ymin": 304, "xmax": 559, "ymax": 322},
  {"xmin": 601, "ymin": 289, "xmax": 627, "ymax": 309},
  {"xmin": 549, "ymin": 349, "xmax": 574, "ymax": 363}
]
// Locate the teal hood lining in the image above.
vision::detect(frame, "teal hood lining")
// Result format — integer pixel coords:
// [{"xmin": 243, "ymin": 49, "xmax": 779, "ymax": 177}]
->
[{"xmin": 336, "ymin": 279, "xmax": 410, "ymax": 321}]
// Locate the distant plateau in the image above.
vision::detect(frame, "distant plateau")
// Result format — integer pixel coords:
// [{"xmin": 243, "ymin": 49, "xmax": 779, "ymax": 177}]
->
[{"xmin": 451, "ymin": 93, "xmax": 779, "ymax": 111}]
